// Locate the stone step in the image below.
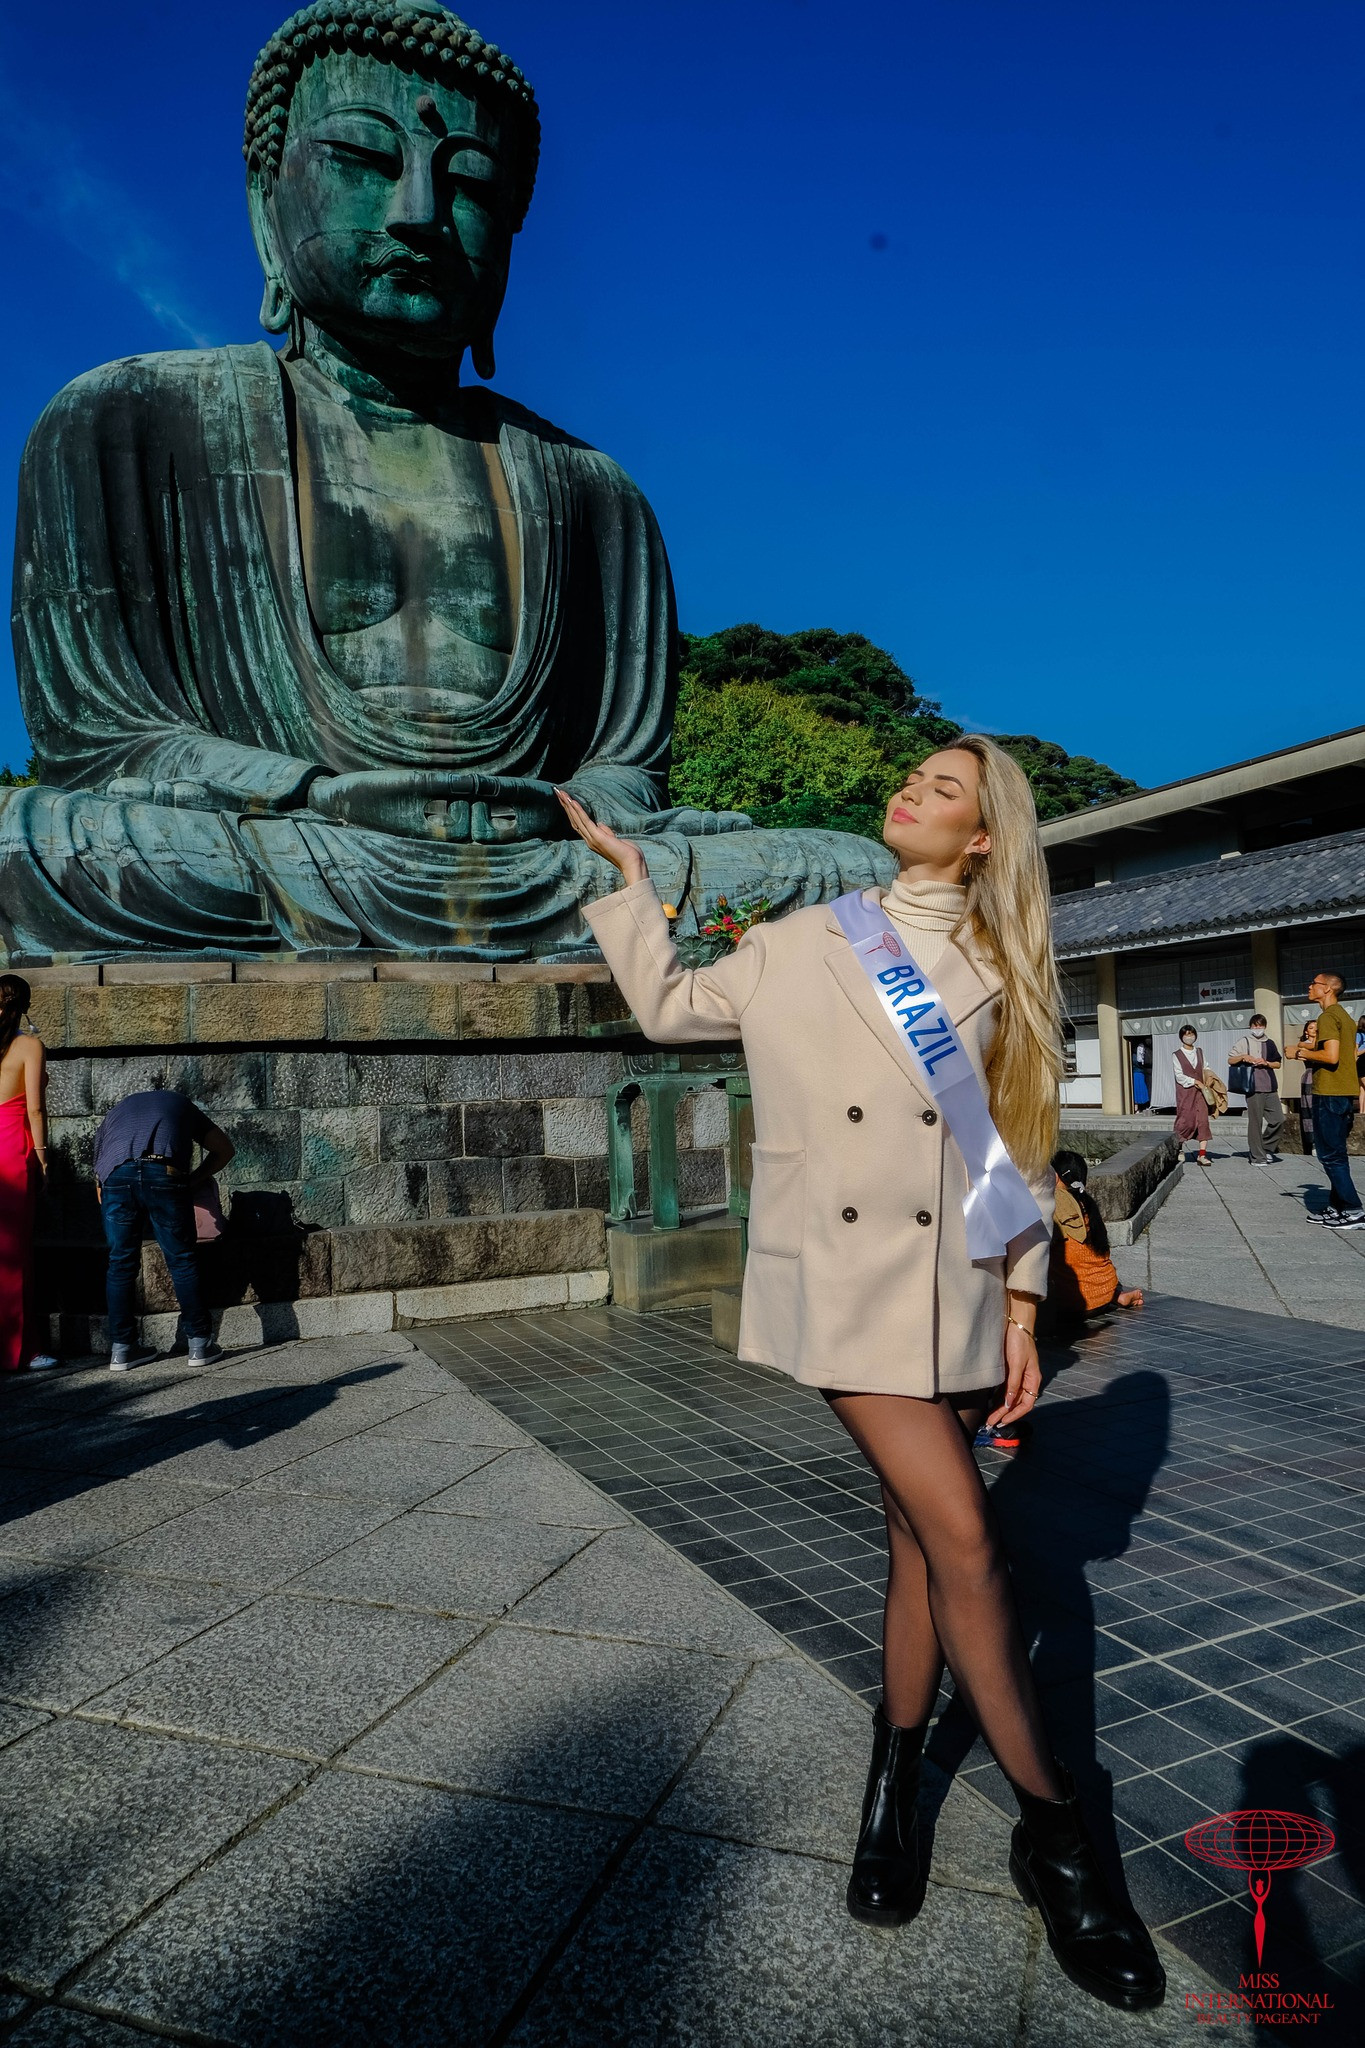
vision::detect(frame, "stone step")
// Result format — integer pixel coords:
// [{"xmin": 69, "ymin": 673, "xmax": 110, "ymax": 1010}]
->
[
  {"xmin": 49, "ymin": 1265, "xmax": 611, "ymax": 1358},
  {"xmin": 38, "ymin": 1208, "xmax": 606, "ymax": 1316}
]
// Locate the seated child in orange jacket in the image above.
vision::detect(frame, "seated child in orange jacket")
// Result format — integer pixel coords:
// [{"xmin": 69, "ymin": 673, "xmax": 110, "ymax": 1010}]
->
[{"xmin": 1047, "ymin": 1150, "xmax": 1144, "ymax": 1322}]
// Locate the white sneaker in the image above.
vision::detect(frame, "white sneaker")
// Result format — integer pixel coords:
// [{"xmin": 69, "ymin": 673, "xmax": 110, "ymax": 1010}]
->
[
  {"xmin": 1322, "ymin": 1209, "xmax": 1365, "ymax": 1231},
  {"xmin": 27, "ymin": 1354, "xmax": 61, "ymax": 1371}
]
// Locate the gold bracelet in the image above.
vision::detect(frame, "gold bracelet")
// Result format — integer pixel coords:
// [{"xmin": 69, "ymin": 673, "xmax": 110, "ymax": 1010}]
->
[{"xmin": 1005, "ymin": 1314, "xmax": 1038, "ymax": 1341}]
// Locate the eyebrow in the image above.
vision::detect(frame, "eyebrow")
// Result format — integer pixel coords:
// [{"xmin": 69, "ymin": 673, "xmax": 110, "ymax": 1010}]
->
[{"xmin": 308, "ymin": 103, "xmax": 496, "ymax": 150}]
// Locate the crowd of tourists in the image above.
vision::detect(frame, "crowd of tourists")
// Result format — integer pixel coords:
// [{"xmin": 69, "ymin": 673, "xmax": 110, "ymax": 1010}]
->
[{"xmin": 1167, "ymin": 977, "xmax": 1363, "ymax": 1226}]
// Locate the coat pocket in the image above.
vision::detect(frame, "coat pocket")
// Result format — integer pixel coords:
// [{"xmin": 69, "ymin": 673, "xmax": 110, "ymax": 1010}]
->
[{"xmin": 749, "ymin": 1146, "xmax": 807, "ymax": 1259}]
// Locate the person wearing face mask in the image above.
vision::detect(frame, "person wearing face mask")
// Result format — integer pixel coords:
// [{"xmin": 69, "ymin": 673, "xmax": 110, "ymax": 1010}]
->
[
  {"xmin": 1228, "ymin": 1014, "xmax": 1283, "ymax": 1167},
  {"xmin": 558, "ymin": 741, "xmax": 1166, "ymax": 2015},
  {"xmin": 1171, "ymin": 1024, "xmax": 1211, "ymax": 1165}
]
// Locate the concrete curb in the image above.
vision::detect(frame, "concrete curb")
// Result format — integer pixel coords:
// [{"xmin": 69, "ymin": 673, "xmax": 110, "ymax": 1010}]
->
[{"xmin": 1107, "ymin": 1159, "xmax": 1184, "ymax": 1245}]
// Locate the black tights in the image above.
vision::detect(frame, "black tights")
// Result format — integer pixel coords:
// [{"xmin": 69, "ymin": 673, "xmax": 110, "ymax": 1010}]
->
[{"xmin": 824, "ymin": 1388, "xmax": 1064, "ymax": 1801}]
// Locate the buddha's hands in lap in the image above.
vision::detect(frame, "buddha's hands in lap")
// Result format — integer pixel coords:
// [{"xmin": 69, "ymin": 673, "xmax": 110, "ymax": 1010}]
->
[{"xmin": 306, "ymin": 771, "xmax": 563, "ymax": 843}]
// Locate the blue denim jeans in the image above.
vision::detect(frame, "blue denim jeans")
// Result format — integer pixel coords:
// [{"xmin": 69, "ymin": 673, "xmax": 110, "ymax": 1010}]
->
[
  {"xmin": 101, "ymin": 1160, "xmax": 210, "ymax": 1345},
  {"xmin": 1311, "ymin": 1097, "xmax": 1360, "ymax": 1212}
]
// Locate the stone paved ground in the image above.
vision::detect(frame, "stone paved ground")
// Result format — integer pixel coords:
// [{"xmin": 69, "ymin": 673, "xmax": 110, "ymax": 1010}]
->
[
  {"xmin": 424, "ymin": 1299, "xmax": 1365, "ymax": 2042},
  {"xmin": 1113, "ymin": 1139, "xmax": 1365, "ymax": 1329},
  {"xmin": 0, "ymin": 1331, "xmax": 1216, "ymax": 2046}
]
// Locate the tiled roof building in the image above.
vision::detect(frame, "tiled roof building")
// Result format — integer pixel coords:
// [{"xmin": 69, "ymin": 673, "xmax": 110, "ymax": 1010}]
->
[
  {"xmin": 1052, "ymin": 827, "xmax": 1365, "ymax": 959},
  {"xmin": 1040, "ymin": 727, "xmax": 1365, "ymax": 1113}
]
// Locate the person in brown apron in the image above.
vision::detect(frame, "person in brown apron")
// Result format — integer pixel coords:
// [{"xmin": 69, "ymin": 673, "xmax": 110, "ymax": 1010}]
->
[{"xmin": 1172, "ymin": 1025, "xmax": 1210, "ymax": 1163}]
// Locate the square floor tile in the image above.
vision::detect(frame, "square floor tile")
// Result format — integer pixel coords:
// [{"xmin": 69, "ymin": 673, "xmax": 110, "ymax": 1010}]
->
[
  {"xmin": 0, "ymin": 1718, "xmax": 304, "ymax": 1990},
  {"xmin": 72, "ymin": 1771, "xmax": 621, "ymax": 2047},
  {"xmin": 100, "ymin": 1488, "xmax": 396, "ymax": 1591},
  {"xmin": 348, "ymin": 1624, "xmax": 741, "ymax": 1815},
  {"xmin": 88, "ymin": 1592, "xmax": 476, "ymax": 1757},
  {"xmin": 0, "ymin": 1567, "xmax": 251, "ymax": 1711}
]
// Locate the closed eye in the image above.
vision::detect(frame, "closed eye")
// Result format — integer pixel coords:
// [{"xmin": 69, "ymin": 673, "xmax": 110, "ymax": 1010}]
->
[{"xmin": 320, "ymin": 138, "xmax": 402, "ymax": 177}]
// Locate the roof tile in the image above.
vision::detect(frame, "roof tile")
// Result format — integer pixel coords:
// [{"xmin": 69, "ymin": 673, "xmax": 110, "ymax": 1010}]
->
[{"xmin": 1051, "ymin": 827, "xmax": 1365, "ymax": 959}]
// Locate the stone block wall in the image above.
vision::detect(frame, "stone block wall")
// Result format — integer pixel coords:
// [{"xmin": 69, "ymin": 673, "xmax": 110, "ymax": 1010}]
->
[{"xmin": 42, "ymin": 1047, "xmax": 732, "ymax": 1245}]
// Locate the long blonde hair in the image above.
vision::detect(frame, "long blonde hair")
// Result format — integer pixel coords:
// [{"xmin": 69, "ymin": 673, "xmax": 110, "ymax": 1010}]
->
[{"xmin": 949, "ymin": 737, "xmax": 1062, "ymax": 1177}]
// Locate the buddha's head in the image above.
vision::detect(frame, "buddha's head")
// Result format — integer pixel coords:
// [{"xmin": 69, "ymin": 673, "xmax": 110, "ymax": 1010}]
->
[{"xmin": 244, "ymin": 4, "xmax": 539, "ymax": 374}]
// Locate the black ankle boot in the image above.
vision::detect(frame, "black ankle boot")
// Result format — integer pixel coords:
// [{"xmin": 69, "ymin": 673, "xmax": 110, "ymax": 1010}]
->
[
  {"xmin": 1010, "ymin": 1768, "xmax": 1166, "ymax": 2010},
  {"xmin": 846, "ymin": 1705, "xmax": 927, "ymax": 1927}
]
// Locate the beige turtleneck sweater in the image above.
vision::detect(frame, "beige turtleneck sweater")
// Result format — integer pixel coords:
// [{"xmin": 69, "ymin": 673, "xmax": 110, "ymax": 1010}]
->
[{"xmin": 881, "ymin": 875, "xmax": 968, "ymax": 973}]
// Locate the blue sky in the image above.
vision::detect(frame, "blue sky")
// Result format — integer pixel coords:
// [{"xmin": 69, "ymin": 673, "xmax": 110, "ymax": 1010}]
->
[{"xmin": 1, "ymin": 0, "xmax": 1361, "ymax": 790}]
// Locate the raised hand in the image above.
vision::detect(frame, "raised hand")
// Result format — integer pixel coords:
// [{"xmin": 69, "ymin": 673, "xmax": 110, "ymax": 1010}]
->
[{"xmin": 555, "ymin": 789, "xmax": 647, "ymax": 885}]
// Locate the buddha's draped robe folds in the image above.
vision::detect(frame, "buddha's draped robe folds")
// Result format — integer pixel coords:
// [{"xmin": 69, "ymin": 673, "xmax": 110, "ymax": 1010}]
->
[{"xmin": 3, "ymin": 343, "xmax": 891, "ymax": 960}]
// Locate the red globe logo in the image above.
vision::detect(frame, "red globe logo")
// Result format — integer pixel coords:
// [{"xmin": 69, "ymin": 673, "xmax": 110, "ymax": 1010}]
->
[{"xmin": 1185, "ymin": 1810, "xmax": 1336, "ymax": 1964}]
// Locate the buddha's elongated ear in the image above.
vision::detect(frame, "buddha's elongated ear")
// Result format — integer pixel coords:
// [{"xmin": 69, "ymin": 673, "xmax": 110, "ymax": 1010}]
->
[
  {"xmin": 468, "ymin": 246, "xmax": 512, "ymax": 382},
  {"xmin": 247, "ymin": 178, "xmax": 293, "ymax": 335},
  {"xmin": 470, "ymin": 329, "xmax": 496, "ymax": 381}
]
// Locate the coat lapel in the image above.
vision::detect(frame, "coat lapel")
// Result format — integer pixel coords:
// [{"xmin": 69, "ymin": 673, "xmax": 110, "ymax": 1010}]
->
[{"xmin": 821, "ymin": 893, "xmax": 1001, "ymax": 1109}]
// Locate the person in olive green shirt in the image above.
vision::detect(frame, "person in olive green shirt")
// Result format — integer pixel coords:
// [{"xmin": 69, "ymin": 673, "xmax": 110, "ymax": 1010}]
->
[{"xmin": 1286, "ymin": 973, "xmax": 1362, "ymax": 1226}]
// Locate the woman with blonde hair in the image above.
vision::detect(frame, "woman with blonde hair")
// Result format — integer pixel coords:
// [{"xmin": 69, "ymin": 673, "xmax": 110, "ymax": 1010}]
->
[
  {"xmin": 0, "ymin": 973, "xmax": 57, "ymax": 1372},
  {"xmin": 559, "ymin": 738, "xmax": 1164, "ymax": 2014}
]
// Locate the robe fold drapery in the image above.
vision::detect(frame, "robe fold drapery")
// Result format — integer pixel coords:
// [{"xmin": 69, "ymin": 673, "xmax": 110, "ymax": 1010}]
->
[{"xmin": 2, "ymin": 342, "xmax": 891, "ymax": 961}]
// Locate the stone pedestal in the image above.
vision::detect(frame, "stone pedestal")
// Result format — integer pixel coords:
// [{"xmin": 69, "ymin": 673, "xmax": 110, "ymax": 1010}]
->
[
  {"xmin": 29, "ymin": 957, "xmax": 737, "ymax": 1350},
  {"xmin": 711, "ymin": 1284, "xmax": 742, "ymax": 1354},
  {"xmin": 606, "ymin": 1214, "xmax": 744, "ymax": 1312}
]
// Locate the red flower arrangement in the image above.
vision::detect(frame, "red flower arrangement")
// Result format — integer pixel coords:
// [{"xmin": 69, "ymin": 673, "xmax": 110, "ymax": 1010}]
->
[{"xmin": 699, "ymin": 894, "xmax": 771, "ymax": 950}]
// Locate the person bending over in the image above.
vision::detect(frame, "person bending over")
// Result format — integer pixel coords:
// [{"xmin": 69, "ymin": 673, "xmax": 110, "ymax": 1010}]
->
[
  {"xmin": 558, "ymin": 742, "xmax": 1164, "ymax": 2013},
  {"xmin": 94, "ymin": 1088, "xmax": 235, "ymax": 1369}
]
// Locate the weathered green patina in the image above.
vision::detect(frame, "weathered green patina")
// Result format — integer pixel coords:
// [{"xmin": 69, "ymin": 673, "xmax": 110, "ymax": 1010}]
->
[{"xmin": 3, "ymin": 3, "xmax": 891, "ymax": 962}]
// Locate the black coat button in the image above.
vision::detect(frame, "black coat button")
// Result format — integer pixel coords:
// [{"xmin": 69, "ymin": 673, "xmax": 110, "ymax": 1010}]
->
[
  {"xmin": 847, "ymin": 1105, "xmax": 863, "ymax": 1122},
  {"xmin": 916, "ymin": 1209, "xmax": 933, "ymax": 1227},
  {"xmin": 841, "ymin": 1206, "xmax": 858, "ymax": 1223},
  {"xmin": 921, "ymin": 1110, "xmax": 938, "ymax": 1126}
]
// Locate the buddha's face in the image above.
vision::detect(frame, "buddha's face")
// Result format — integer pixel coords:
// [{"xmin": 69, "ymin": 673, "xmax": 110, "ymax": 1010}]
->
[{"xmin": 258, "ymin": 52, "xmax": 514, "ymax": 359}]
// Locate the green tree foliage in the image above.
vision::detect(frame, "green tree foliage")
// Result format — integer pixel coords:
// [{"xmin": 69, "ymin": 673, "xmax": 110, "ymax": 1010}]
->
[
  {"xmin": 0, "ymin": 755, "xmax": 38, "ymax": 788},
  {"xmin": 673, "ymin": 625, "xmax": 1137, "ymax": 827},
  {"xmin": 671, "ymin": 681, "xmax": 903, "ymax": 840},
  {"xmin": 680, "ymin": 623, "xmax": 959, "ymax": 748}
]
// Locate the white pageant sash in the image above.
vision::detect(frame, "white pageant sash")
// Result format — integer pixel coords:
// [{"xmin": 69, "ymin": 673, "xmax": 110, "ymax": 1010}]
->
[{"xmin": 831, "ymin": 891, "xmax": 1045, "ymax": 1261}]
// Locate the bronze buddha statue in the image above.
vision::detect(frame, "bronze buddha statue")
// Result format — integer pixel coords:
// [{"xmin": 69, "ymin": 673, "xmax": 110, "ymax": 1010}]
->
[{"xmin": 2, "ymin": 3, "xmax": 888, "ymax": 960}]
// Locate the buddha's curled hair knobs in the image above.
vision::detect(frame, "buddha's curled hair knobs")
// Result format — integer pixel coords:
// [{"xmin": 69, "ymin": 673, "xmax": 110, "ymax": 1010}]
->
[{"xmin": 243, "ymin": 1, "xmax": 540, "ymax": 228}]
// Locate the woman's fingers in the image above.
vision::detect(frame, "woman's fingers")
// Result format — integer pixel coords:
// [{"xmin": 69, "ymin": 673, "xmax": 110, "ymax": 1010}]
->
[
  {"xmin": 987, "ymin": 1343, "xmax": 1041, "ymax": 1428},
  {"xmin": 556, "ymin": 790, "xmax": 615, "ymax": 857},
  {"xmin": 554, "ymin": 790, "xmax": 647, "ymax": 883},
  {"xmin": 555, "ymin": 789, "xmax": 597, "ymax": 843}
]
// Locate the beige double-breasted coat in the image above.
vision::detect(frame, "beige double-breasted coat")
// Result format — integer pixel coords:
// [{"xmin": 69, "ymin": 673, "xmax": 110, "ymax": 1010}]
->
[{"xmin": 583, "ymin": 878, "xmax": 1054, "ymax": 1398}]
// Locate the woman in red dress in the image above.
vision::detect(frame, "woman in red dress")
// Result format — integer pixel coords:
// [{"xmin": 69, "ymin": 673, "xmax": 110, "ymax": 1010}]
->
[{"xmin": 0, "ymin": 974, "xmax": 53, "ymax": 1372}]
